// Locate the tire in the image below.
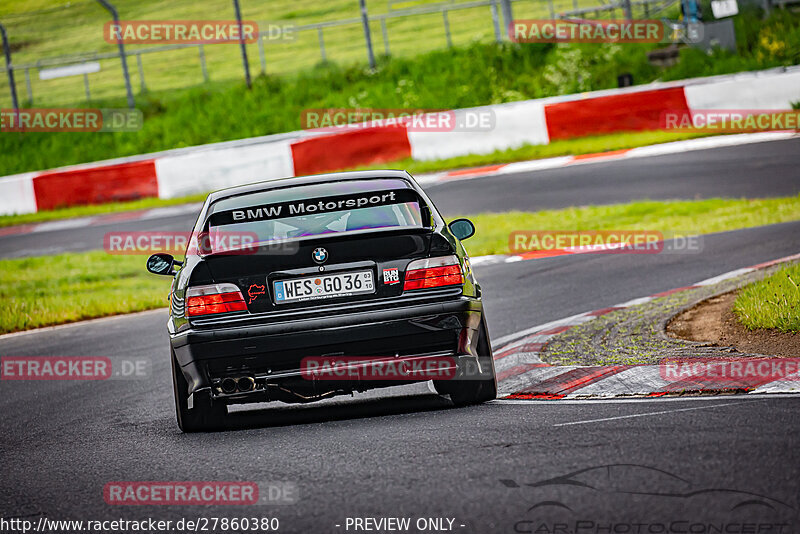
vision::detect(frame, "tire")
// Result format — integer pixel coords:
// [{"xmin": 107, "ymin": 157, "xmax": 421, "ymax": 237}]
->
[
  {"xmin": 171, "ymin": 349, "xmax": 227, "ymax": 432},
  {"xmin": 436, "ymin": 319, "xmax": 497, "ymax": 406}
]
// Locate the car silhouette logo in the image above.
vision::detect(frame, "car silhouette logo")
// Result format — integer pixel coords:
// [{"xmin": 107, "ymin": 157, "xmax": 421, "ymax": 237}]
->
[{"xmin": 312, "ymin": 248, "xmax": 328, "ymax": 264}]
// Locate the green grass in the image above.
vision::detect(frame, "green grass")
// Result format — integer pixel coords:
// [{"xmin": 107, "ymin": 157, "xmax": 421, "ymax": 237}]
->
[
  {"xmin": 2, "ymin": 10, "xmax": 798, "ymax": 176},
  {"xmin": 0, "ymin": 251, "xmax": 168, "ymax": 334},
  {"xmin": 0, "ymin": 128, "xmax": 710, "ymax": 227},
  {"xmin": 0, "ymin": 0, "xmax": 647, "ymax": 107},
  {"xmin": 460, "ymin": 195, "xmax": 800, "ymax": 257},
  {"xmin": 2, "ymin": 195, "xmax": 800, "ymax": 334},
  {"xmin": 734, "ymin": 263, "xmax": 800, "ymax": 332}
]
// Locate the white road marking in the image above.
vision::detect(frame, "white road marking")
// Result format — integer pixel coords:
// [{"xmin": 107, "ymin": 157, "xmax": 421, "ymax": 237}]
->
[
  {"xmin": 694, "ymin": 267, "xmax": 754, "ymax": 286},
  {"xmin": 420, "ymin": 131, "xmax": 797, "ymax": 186},
  {"xmin": 552, "ymin": 401, "xmax": 746, "ymax": 426},
  {"xmin": 32, "ymin": 218, "xmax": 94, "ymax": 232},
  {"xmin": 492, "ymin": 312, "xmax": 593, "ymax": 348},
  {"xmin": 139, "ymin": 203, "xmax": 203, "ymax": 219},
  {"xmin": 490, "ymin": 393, "xmax": 800, "ymax": 405},
  {"xmin": 615, "ymin": 296, "xmax": 655, "ymax": 308}
]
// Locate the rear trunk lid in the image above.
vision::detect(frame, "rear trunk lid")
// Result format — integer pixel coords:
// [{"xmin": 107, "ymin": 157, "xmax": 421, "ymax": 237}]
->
[{"xmin": 203, "ymin": 229, "xmax": 433, "ymax": 313}]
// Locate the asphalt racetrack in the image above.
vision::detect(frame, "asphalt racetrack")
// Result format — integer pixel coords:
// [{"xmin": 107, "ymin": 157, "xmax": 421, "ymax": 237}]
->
[
  {"xmin": 1, "ymin": 137, "xmax": 798, "ymax": 259},
  {"xmin": 1, "ymin": 138, "xmax": 799, "ymax": 531}
]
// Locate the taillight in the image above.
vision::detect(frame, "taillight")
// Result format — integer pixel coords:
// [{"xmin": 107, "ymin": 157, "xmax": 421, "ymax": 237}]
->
[
  {"xmin": 186, "ymin": 283, "xmax": 248, "ymax": 317},
  {"xmin": 403, "ymin": 255, "xmax": 464, "ymax": 291}
]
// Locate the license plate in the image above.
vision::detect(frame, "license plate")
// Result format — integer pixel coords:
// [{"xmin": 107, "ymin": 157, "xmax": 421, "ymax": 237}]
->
[{"xmin": 273, "ymin": 270, "xmax": 374, "ymax": 303}]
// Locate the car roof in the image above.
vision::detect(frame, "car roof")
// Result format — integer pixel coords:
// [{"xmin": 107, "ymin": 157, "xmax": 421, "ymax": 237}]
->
[{"xmin": 206, "ymin": 170, "xmax": 415, "ymax": 203}]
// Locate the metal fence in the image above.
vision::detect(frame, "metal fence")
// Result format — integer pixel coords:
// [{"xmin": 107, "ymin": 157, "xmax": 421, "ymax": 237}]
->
[{"xmin": 0, "ymin": 0, "xmax": 677, "ymax": 108}]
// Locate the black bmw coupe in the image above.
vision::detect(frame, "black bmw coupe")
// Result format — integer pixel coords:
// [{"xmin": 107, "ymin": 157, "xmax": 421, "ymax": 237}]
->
[{"xmin": 147, "ymin": 170, "xmax": 496, "ymax": 432}]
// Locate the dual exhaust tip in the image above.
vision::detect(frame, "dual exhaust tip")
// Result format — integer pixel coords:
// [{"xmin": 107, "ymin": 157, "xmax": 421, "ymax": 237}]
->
[{"xmin": 220, "ymin": 376, "xmax": 255, "ymax": 394}]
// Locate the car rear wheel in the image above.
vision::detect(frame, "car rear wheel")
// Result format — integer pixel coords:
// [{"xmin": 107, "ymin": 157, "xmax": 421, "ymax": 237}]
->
[
  {"xmin": 436, "ymin": 319, "xmax": 497, "ymax": 406},
  {"xmin": 171, "ymin": 349, "xmax": 227, "ymax": 432}
]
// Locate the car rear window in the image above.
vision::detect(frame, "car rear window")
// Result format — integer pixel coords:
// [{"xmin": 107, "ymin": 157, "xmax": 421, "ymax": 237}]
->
[{"xmin": 204, "ymin": 179, "xmax": 427, "ymax": 252}]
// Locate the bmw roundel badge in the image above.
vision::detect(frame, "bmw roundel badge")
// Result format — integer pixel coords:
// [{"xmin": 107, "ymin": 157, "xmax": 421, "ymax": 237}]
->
[{"xmin": 312, "ymin": 247, "xmax": 328, "ymax": 264}]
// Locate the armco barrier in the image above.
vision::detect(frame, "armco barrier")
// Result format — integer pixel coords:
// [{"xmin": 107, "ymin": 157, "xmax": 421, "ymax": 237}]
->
[
  {"xmin": 290, "ymin": 125, "xmax": 411, "ymax": 176},
  {"xmin": 2, "ymin": 67, "xmax": 798, "ymax": 216},
  {"xmin": 0, "ymin": 172, "xmax": 38, "ymax": 215},
  {"xmin": 32, "ymin": 160, "xmax": 158, "ymax": 211},
  {"xmin": 543, "ymin": 87, "xmax": 689, "ymax": 141},
  {"xmin": 154, "ymin": 140, "xmax": 295, "ymax": 199},
  {"xmin": 684, "ymin": 69, "xmax": 800, "ymax": 111},
  {"xmin": 408, "ymin": 101, "xmax": 550, "ymax": 161}
]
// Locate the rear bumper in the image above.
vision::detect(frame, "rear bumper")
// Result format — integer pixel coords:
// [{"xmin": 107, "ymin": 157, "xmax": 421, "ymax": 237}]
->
[{"xmin": 171, "ymin": 296, "xmax": 484, "ymax": 401}]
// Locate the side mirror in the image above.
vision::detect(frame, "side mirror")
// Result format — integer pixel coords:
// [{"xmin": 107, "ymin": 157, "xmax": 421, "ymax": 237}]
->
[
  {"xmin": 147, "ymin": 253, "xmax": 178, "ymax": 276},
  {"xmin": 448, "ymin": 218, "xmax": 475, "ymax": 241}
]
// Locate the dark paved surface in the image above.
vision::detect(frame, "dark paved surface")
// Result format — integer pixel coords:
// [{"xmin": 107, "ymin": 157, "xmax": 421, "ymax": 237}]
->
[
  {"xmin": 1, "ymin": 137, "xmax": 798, "ymax": 259},
  {"xmin": 1, "ymin": 223, "xmax": 799, "ymax": 530},
  {"xmin": 429, "ymin": 137, "xmax": 800, "ymax": 214}
]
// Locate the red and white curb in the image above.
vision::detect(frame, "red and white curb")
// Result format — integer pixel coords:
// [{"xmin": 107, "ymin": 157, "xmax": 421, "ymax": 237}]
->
[
  {"xmin": 492, "ymin": 252, "xmax": 800, "ymax": 400},
  {"xmin": 415, "ymin": 131, "xmax": 798, "ymax": 185},
  {"xmin": 2, "ymin": 131, "xmax": 796, "ymax": 239}
]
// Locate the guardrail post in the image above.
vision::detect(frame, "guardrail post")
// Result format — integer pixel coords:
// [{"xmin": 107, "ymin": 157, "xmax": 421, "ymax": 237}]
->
[
  {"xmin": 258, "ymin": 35, "xmax": 266, "ymax": 73},
  {"xmin": 96, "ymin": 0, "xmax": 135, "ymax": 108},
  {"xmin": 490, "ymin": 1, "xmax": 502, "ymax": 42},
  {"xmin": 442, "ymin": 10, "xmax": 453, "ymax": 48},
  {"xmin": 24, "ymin": 67, "xmax": 32, "ymax": 104},
  {"xmin": 622, "ymin": 0, "xmax": 634, "ymax": 19},
  {"xmin": 0, "ymin": 22, "xmax": 19, "ymax": 111},
  {"xmin": 83, "ymin": 72, "xmax": 91, "ymax": 101},
  {"xmin": 198, "ymin": 44, "xmax": 209, "ymax": 82},
  {"xmin": 232, "ymin": 0, "xmax": 252, "ymax": 88},
  {"xmin": 136, "ymin": 52, "xmax": 146, "ymax": 92},
  {"xmin": 317, "ymin": 28, "xmax": 327, "ymax": 62},
  {"xmin": 500, "ymin": 0, "xmax": 513, "ymax": 39},
  {"xmin": 381, "ymin": 18, "xmax": 390, "ymax": 56},
  {"xmin": 359, "ymin": 0, "xmax": 377, "ymax": 69}
]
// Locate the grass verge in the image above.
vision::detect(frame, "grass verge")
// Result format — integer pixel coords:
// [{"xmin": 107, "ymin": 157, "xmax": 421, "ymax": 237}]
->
[
  {"xmin": 462, "ymin": 195, "xmax": 800, "ymax": 257},
  {"xmin": 2, "ymin": 195, "xmax": 799, "ymax": 334},
  {"xmin": 0, "ymin": 252, "xmax": 168, "ymax": 334},
  {"xmin": 0, "ymin": 194, "xmax": 207, "ymax": 228},
  {"xmin": 734, "ymin": 263, "xmax": 800, "ymax": 332},
  {"xmin": 0, "ymin": 128, "xmax": 712, "ymax": 228}
]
